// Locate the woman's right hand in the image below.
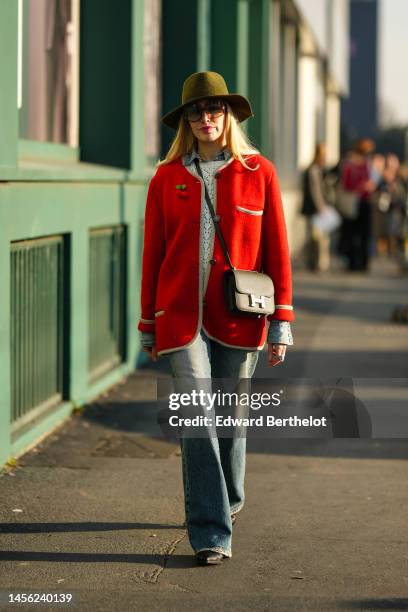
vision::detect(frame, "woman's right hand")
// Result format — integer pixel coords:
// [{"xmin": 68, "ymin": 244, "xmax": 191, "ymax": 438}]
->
[
  {"xmin": 268, "ymin": 343, "xmax": 287, "ymax": 367},
  {"xmin": 142, "ymin": 345, "xmax": 158, "ymax": 362}
]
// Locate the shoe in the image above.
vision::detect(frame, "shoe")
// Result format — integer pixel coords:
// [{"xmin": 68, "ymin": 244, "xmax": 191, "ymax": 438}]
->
[{"xmin": 195, "ymin": 549, "xmax": 225, "ymax": 565}]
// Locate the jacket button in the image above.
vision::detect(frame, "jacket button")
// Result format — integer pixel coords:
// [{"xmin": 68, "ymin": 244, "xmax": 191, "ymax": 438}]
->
[
  {"xmin": 215, "ymin": 173, "xmax": 220, "ymax": 179},
  {"xmin": 203, "ymin": 300, "xmax": 207, "ymax": 307},
  {"xmin": 209, "ymin": 258, "xmax": 216, "ymax": 265},
  {"xmin": 213, "ymin": 215, "xmax": 221, "ymax": 222}
]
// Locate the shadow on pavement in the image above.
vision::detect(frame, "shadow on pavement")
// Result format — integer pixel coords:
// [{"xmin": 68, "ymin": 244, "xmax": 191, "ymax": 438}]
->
[
  {"xmin": 0, "ymin": 522, "xmax": 184, "ymax": 534},
  {"xmin": 338, "ymin": 598, "xmax": 408, "ymax": 610},
  {"xmin": 0, "ymin": 550, "xmax": 195, "ymax": 568}
]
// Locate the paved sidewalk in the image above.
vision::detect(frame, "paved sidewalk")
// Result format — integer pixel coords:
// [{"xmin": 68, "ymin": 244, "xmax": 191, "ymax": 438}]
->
[{"xmin": 1, "ymin": 256, "xmax": 407, "ymax": 611}]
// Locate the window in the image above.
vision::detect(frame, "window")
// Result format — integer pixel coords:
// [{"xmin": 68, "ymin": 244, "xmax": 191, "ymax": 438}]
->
[
  {"xmin": 144, "ymin": 0, "xmax": 162, "ymax": 163},
  {"xmin": 279, "ymin": 18, "xmax": 298, "ymax": 187},
  {"xmin": 18, "ymin": 0, "xmax": 80, "ymax": 146}
]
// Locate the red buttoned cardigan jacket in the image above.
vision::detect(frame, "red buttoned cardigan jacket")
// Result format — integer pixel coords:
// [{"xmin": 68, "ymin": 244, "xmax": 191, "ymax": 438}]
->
[{"xmin": 138, "ymin": 154, "xmax": 295, "ymax": 356}]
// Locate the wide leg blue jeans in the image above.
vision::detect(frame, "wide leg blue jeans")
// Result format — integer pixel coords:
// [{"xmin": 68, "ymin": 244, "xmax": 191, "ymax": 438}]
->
[{"xmin": 168, "ymin": 329, "xmax": 259, "ymax": 557}]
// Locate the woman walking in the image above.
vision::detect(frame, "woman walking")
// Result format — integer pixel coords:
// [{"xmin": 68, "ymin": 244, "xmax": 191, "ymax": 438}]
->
[{"xmin": 138, "ymin": 71, "xmax": 295, "ymax": 565}]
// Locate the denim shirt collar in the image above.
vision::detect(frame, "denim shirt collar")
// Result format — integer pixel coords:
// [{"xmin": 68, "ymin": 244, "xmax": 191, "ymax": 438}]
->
[{"xmin": 182, "ymin": 147, "xmax": 232, "ymax": 167}]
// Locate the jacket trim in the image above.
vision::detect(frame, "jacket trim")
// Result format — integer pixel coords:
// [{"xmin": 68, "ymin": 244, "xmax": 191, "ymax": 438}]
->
[
  {"xmin": 202, "ymin": 326, "xmax": 265, "ymax": 351},
  {"xmin": 236, "ymin": 205, "xmax": 264, "ymax": 216},
  {"xmin": 275, "ymin": 305, "xmax": 294, "ymax": 310},
  {"xmin": 157, "ymin": 327, "xmax": 265, "ymax": 357},
  {"xmin": 140, "ymin": 317, "xmax": 155, "ymax": 324}
]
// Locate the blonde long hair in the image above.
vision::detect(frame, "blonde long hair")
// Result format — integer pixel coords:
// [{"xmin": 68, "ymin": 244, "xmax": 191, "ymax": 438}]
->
[{"xmin": 158, "ymin": 102, "xmax": 260, "ymax": 171}]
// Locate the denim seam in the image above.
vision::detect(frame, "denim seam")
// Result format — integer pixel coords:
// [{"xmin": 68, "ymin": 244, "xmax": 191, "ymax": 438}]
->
[
  {"xmin": 195, "ymin": 546, "xmax": 232, "ymax": 558},
  {"xmin": 202, "ymin": 324, "xmax": 265, "ymax": 351}
]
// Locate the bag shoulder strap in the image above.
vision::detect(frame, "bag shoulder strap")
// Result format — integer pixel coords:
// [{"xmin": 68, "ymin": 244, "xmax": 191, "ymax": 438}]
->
[{"xmin": 194, "ymin": 158, "xmax": 234, "ymax": 271}]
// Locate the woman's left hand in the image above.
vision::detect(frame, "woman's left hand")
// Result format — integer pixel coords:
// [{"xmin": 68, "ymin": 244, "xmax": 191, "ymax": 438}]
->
[{"xmin": 268, "ymin": 343, "xmax": 287, "ymax": 367}]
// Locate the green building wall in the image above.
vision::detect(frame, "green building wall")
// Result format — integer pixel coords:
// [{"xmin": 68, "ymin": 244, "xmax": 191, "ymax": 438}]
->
[
  {"xmin": 1, "ymin": 0, "xmax": 285, "ymax": 467},
  {"xmin": 0, "ymin": 0, "xmax": 150, "ymax": 467}
]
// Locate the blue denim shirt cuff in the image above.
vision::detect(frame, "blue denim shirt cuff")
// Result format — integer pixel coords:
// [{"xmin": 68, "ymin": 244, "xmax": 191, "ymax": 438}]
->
[
  {"xmin": 267, "ymin": 321, "xmax": 293, "ymax": 345},
  {"xmin": 140, "ymin": 331, "xmax": 155, "ymax": 347}
]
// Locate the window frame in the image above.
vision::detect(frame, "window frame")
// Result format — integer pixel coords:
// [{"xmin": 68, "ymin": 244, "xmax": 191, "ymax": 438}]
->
[{"xmin": 17, "ymin": 0, "xmax": 81, "ymax": 163}]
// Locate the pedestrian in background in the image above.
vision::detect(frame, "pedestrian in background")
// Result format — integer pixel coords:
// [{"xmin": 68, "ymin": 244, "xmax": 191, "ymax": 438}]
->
[
  {"xmin": 381, "ymin": 155, "xmax": 406, "ymax": 258},
  {"xmin": 138, "ymin": 71, "xmax": 295, "ymax": 565},
  {"xmin": 337, "ymin": 139, "xmax": 376, "ymax": 271},
  {"xmin": 398, "ymin": 163, "xmax": 408, "ymax": 267},
  {"xmin": 370, "ymin": 154, "xmax": 387, "ymax": 255},
  {"xmin": 301, "ymin": 142, "xmax": 331, "ymax": 272}
]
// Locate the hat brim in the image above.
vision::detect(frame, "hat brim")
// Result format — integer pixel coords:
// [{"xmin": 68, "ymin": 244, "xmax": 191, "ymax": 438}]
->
[{"xmin": 161, "ymin": 94, "xmax": 254, "ymax": 130}]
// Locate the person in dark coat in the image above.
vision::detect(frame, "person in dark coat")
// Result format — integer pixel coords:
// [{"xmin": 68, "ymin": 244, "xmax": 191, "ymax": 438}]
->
[{"xmin": 301, "ymin": 142, "xmax": 330, "ymax": 271}]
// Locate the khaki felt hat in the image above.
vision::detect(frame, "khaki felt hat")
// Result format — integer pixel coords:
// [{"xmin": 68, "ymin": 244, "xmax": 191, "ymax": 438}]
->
[{"xmin": 162, "ymin": 71, "xmax": 254, "ymax": 130}]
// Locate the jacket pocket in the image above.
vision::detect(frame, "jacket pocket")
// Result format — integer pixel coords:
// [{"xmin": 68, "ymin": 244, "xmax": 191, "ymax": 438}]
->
[
  {"xmin": 154, "ymin": 309, "xmax": 165, "ymax": 318},
  {"xmin": 235, "ymin": 205, "xmax": 264, "ymax": 216}
]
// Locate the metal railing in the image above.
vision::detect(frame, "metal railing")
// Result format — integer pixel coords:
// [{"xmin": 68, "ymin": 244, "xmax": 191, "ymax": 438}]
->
[
  {"xmin": 88, "ymin": 225, "xmax": 126, "ymax": 381},
  {"xmin": 10, "ymin": 236, "xmax": 65, "ymax": 431}
]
